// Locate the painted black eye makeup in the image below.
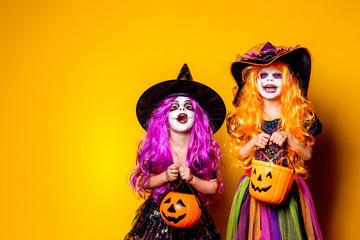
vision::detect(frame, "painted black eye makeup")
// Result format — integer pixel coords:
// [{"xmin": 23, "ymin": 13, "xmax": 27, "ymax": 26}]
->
[
  {"xmin": 170, "ymin": 103, "xmax": 179, "ymax": 111},
  {"xmin": 184, "ymin": 101, "xmax": 194, "ymax": 111}
]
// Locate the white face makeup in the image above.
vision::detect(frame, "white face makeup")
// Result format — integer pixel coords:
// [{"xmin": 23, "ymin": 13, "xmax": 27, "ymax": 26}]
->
[
  {"xmin": 257, "ymin": 67, "xmax": 283, "ymax": 99},
  {"xmin": 168, "ymin": 96, "xmax": 195, "ymax": 133}
]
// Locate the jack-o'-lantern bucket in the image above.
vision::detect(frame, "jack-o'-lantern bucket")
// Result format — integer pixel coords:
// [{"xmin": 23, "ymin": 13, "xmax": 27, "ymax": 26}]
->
[
  {"xmin": 160, "ymin": 191, "xmax": 202, "ymax": 228},
  {"xmin": 249, "ymin": 160, "xmax": 296, "ymax": 205}
]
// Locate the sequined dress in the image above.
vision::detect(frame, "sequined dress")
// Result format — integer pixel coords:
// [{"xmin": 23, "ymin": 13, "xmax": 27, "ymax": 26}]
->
[
  {"xmin": 125, "ymin": 177, "xmax": 222, "ymax": 240},
  {"xmin": 227, "ymin": 118, "xmax": 323, "ymax": 240}
]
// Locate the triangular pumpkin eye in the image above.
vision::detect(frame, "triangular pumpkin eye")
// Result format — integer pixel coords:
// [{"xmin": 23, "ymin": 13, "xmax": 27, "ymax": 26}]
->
[
  {"xmin": 266, "ymin": 172, "xmax": 272, "ymax": 178},
  {"xmin": 164, "ymin": 197, "xmax": 171, "ymax": 203},
  {"xmin": 167, "ymin": 204, "xmax": 176, "ymax": 213},
  {"xmin": 176, "ymin": 199, "xmax": 186, "ymax": 207},
  {"xmin": 257, "ymin": 174, "xmax": 262, "ymax": 181},
  {"xmin": 253, "ymin": 169, "xmax": 257, "ymax": 174}
]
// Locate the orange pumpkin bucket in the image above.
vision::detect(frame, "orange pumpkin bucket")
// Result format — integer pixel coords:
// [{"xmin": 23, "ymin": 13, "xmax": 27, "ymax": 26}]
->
[
  {"xmin": 160, "ymin": 191, "xmax": 202, "ymax": 228},
  {"xmin": 249, "ymin": 156, "xmax": 296, "ymax": 205}
]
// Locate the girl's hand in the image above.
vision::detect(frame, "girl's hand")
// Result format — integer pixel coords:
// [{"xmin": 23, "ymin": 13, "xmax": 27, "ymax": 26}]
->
[
  {"xmin": 269, "ymin": 131, "xmax": 289, "ymax": 147},
  {"xmin": 251, "ymin": 132, "xmax": 270, "ymax": 149},
  {"xmin": 166, "ymin": 164, "xmax": 179, "ymax": 182},
  {"xmin": 179, "ymin": 166, "xmax": 193, "ymax": 182}
]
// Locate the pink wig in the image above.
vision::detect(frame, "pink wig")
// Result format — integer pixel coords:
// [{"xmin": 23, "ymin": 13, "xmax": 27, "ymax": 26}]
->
[{"xmin": 130, "ymin": 96, "xmax": 224, "ymax": 205}]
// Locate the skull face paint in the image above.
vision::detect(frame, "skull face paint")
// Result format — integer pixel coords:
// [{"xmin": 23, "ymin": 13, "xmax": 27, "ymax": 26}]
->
[
  {"xmin": 257, "ymin": 67, "xmax": 283, "ymax": 99},
  {"xmin": 168, "ymin": 96, "xmax": 195, "ymax": 133}
]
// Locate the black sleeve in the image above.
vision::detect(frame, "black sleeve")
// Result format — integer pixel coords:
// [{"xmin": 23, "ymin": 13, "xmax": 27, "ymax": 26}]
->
[{"xmin": 307, "ymin": 114, "xmax": 322, "ymax": 137}]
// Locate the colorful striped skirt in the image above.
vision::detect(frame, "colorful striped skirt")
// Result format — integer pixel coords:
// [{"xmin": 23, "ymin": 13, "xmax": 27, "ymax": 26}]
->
[{"xmin": 227, "ymin": 175, "xmax": 322, "ymax": 240}]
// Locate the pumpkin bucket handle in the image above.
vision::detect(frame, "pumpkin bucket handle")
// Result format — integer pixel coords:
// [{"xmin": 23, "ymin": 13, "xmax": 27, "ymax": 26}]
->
[
  {"xmin": 171, "ymin": 179, "xmax": 204, "ymax": 210},
  {"xmin": 259, "ymin": 149, "xmax": 295, "ymax": 174}
]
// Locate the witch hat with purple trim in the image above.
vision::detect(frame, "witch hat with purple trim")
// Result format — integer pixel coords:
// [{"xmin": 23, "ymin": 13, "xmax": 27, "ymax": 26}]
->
[
  {"xmin": 231, "ymin": 42, "xmax": 312, "ymax": 106},
  {"xmin": 136, "ymin": 64, "xmax": 226, "ymax": 133}
]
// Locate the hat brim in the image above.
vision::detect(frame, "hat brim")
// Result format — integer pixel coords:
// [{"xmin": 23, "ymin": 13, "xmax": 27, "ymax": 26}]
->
[
  {"xmin": 136, "ymin": 79, "xmax": 226, "ymax": 134},
  {"xmin": 231, "ymin": 47, "xmax": 312, "ymax": 106}
]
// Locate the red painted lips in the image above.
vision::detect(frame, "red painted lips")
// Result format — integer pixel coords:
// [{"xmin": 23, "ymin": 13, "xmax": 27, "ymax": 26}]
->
[{"xmin": 177, "ymin": 113, "xmax": 188, "ymax": 123}]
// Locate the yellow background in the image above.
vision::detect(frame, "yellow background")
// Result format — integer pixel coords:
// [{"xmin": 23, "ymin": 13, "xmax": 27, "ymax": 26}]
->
[{"xmin": 0, "ymin": 0, "xmax": 359, "ymax": 239}]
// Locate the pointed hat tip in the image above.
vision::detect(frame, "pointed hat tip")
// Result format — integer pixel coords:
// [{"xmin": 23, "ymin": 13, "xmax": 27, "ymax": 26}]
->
[{"xmin": 177, "ymin": 63, "xmax": 193, "ymax": 81}]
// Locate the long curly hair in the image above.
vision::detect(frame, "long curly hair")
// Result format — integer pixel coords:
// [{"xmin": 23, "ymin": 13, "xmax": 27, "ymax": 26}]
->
[
  {"xmin": 130, "ymin": 96, "xmax": 224, "ymax": 205},
  {"xmin": 226, "ymin": 62, "xmax": 315, "ymax": 178}
]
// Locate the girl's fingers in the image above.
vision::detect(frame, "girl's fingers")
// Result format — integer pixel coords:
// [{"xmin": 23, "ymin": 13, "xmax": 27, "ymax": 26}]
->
[
  {"xmin": 262, "ymin": 135, "xmax": 270, "ymax": 142},
  {"xmin": 257, "ymin": 141, "xmax": 266, "ymax": 148},
  {"xmin": 178, "ymin": 167, "xmax": 192, "ymax": 181},
  {"xmin": 272, "ymin": 135, "xmax": 285, "ymax": 146},
  {"xmin": 262, "ymin": 133, "xmax": 270, "ymax": 139},
  {"xmin": 169, "ymin": 166, "xmax": 178, "ymax": 172},
  {"xmin": 270, "ymin": 133, "xmax": 280, "ymax": 145},
  {"xmin": 278, "ymin": 137, "xmax": 285, "ymax": 146},
  {"xmin": 256, "ymin": 135, "xmax": 269, "ymax": 148},
  {"xmin": 270, "ymin": 133, "xmax": 277, "ymax": 142}
]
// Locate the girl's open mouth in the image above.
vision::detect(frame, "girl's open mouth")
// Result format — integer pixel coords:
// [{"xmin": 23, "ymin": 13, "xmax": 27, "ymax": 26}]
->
[
  {"xmin": 177, "ymin": 113, "xmax": 188, "ymax": 124},
  {"xmin": 263, "ymin": 84, "xmax": 278, "ymax": 93}
]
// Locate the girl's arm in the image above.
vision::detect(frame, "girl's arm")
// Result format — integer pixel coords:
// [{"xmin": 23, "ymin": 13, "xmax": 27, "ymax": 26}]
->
[
  {"xmin": 179, "ymin": 166, "xmax": 218, "ymax": 195},
  {"xmin": 269, "ymin": 131, "xmax": 312, "ymax": 160},
  {"xmin": 145, "ymin": 164, "xmax": 179, "ymax": 189},
  {"xmin": 238, "ymin": 133, "xmax": 271, "ymax": 160}
]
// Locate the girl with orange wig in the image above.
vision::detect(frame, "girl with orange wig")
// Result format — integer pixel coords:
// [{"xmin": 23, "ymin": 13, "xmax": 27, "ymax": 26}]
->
[{"xmin": 226, "ymin": 43, "xmax": 322, "ymax": 239}]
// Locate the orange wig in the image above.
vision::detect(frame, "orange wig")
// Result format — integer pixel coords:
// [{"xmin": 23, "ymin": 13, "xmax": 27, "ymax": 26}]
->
[{"xmin": 227, "ymin": 62, "xmax": 315, "ymax": 178}]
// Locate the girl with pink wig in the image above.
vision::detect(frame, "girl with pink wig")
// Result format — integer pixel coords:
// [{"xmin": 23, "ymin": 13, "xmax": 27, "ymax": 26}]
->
[{"xmin": 125, "ymin": 64, "xmax": 226, "ymax": 239}]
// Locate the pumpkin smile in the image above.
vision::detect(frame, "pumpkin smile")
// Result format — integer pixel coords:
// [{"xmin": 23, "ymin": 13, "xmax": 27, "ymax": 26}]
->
[
  {"xmin": 250, "ymin": 181, "xmax": 272, "ymax": 193},
  {"xmin": 161, "ymin": 211, "xmax": 186, "ymax": 224},
  {"xmin": 160, "ymin": 191, "xmax": 202, "ymax": 228},
  {"xmin": 249, "ymin": 160, "xmax": 297, "ymax": 205}
]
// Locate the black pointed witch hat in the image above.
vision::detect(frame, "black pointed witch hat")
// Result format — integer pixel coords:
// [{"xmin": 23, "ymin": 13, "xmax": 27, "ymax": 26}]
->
[{"xmin": 136, "ymin": 64, "xmax": 226, "ymax": 134}]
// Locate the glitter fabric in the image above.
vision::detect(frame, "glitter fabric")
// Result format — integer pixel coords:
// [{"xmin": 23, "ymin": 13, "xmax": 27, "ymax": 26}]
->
[
  {"xmin": 254, "ymin": 116, "xmax": 322, "ymax": 165},
  {"xmin": 255, "ymin": 118, "xmax": 283, "ymax": 164}
]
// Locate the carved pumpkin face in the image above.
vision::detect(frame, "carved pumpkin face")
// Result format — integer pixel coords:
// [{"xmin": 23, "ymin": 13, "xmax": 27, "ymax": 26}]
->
[
  {"xmin": 249, "ymin": 160, "xmax": 296, "ymax": 205},
  {"xmin": 160, "ymin": 191, "xmax": 201, "ymax": 228}
]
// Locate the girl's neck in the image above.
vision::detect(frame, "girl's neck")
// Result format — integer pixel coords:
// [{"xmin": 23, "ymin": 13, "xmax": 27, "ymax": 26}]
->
[
  {"xmin": 169, "ymin": 128, "xmax": 190, "ymax": 166},
  {"xmin": 262, "ymin": 98, "xmax": 282, "ymax": 119}
]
